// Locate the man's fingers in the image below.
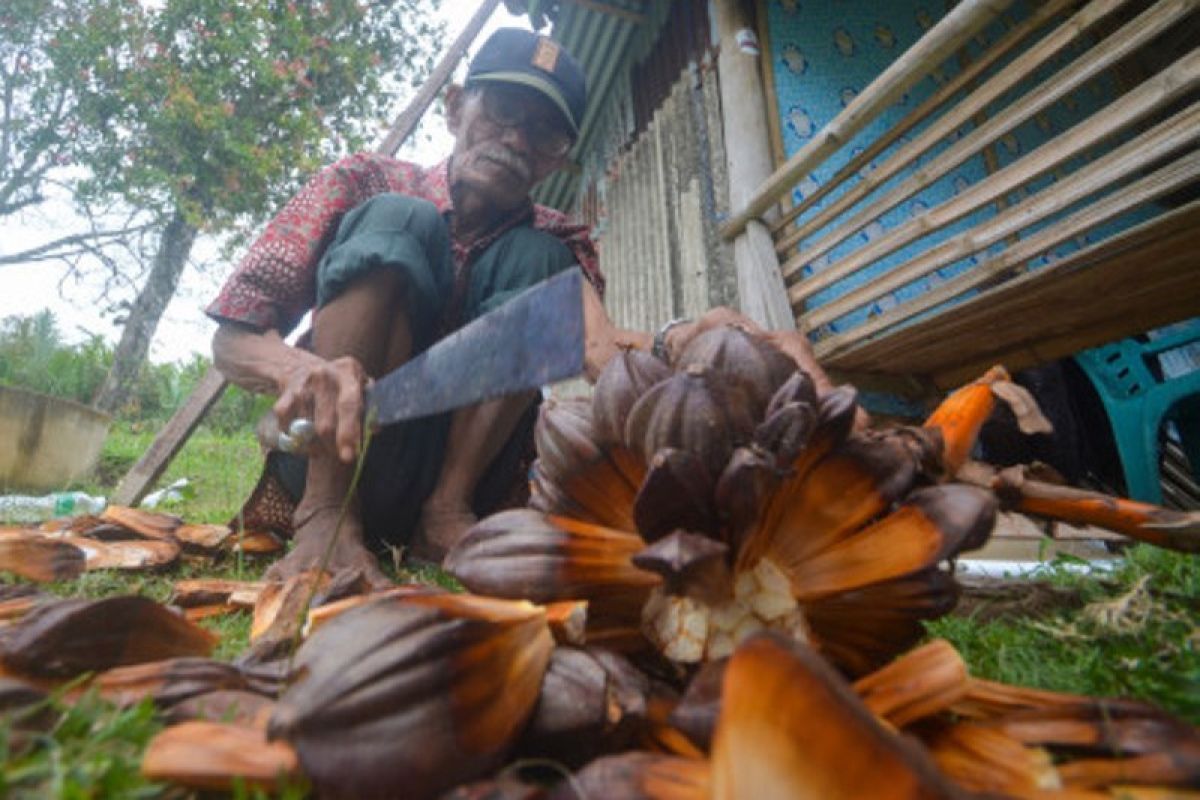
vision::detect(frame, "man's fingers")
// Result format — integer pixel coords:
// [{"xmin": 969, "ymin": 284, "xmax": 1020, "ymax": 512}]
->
[
  {"xmin": 311, "ymin": 371, "xmax": 339, "ymax": 444},
  {"xmin": 334, "ymin": 380, "xmax": 363, "ymax": 463},
  {"xmin": 272, "ymin": 390, "xmax": 302, "ymax": 429}
]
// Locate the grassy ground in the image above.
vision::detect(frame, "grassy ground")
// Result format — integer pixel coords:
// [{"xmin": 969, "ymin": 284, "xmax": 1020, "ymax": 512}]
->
[
  {"xmin": 1, "ymin": 424, "xmax": 1198, "ymax": 796},
  {"xmin": 930, "ymin": 545, "xmax": 1200, "ymax": 723}
]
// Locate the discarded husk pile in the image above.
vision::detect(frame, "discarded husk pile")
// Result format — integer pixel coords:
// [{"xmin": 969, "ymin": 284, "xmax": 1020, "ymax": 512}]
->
[
  {"xmin": 0, "ymin": 504, "xmax": 285, "ymax": 586},
  {"xmin": 449, "ymin": 330, "xmax": 999, "ymax": 676}
]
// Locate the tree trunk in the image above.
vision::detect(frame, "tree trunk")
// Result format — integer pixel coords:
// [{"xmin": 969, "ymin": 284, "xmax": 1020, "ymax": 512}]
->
[{"xmin": 93, "ymin": 208, "xmax": 198, "ymax": 414}]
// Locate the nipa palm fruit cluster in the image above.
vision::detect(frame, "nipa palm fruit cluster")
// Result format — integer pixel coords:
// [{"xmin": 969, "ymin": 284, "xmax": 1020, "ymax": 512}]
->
[
  {"xmin": 3, "ymin": 328, "xmax": 1199, "ymax": 798},
  {"xmin": 449, "ymin": 327, "xmax": 998, "ymax": 676}
]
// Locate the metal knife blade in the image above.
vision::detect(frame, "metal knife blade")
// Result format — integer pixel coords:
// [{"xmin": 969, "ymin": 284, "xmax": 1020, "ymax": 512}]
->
[{"xmin": 275, "ymin": 267, "xmax": 586, "ymax": 451}]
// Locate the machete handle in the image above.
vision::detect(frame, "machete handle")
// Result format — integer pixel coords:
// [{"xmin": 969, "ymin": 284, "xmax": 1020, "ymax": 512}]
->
[{"xmin": 275, "ymin": 417, "xmax": 316, "ymax": 454}]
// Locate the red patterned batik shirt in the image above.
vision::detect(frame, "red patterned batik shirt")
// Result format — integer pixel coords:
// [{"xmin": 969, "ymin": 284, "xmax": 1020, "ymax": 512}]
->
[{"xmin": 206, "ymin": 153, "xmax": 603, "ymax": 333}]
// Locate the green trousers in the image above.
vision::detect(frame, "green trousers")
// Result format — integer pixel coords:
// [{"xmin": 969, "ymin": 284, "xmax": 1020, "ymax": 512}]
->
[{"xmin": 274, "ymin": 192, "xmax": 578, "ymax": 547}]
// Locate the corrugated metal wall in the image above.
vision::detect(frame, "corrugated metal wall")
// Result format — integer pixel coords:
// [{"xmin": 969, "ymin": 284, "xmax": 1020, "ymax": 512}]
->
[
  {"xmin": 590, "ymin": 71, "xmax": 737, "ymax": 334},
  {"xmin": 531, "ymin": 1, "xmax": 738, "ymax": 339}
]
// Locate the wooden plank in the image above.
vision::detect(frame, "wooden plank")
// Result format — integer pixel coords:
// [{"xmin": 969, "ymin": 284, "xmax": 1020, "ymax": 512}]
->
[
  {"xmin": 754, "ymin": 0, "xmax": 789, "ymax": 174},
  {"xmin": 111, "ymin": 0, "xmax": 502, "ymax": 507},
  {"xmin": 714, "ymin": 0, "xmax": 794, "ymax": 328},
  {"xmin": 771, "ymin": 0, "xmax": 1095, "ymax": 252},
  {"xmin": 111, "ymin": 367, "xmax": 228, "ymax": 507},
  {"xmin": 803, "ymin": 102, "xmax": 1200, "ymax": 330},
  {"xmin": 819, "ymin": 203, "xmax": 1200, "ymax": 387},
  {"xmin": 814, "ymin": 127, "xmax": 1200, "ymax": 353},
  {"xmin": 783, "ymin": 7, "xmax": 1200, "ymax": 296},
  {"xmin": 720, "ymin": 0, "xmax": 1014, "ymax": 240}
]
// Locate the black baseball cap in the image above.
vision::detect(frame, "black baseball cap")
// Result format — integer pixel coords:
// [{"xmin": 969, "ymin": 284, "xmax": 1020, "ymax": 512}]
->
[{"xmin": 466, "ymin": 28, "xmax": 587, "ymax": 136}]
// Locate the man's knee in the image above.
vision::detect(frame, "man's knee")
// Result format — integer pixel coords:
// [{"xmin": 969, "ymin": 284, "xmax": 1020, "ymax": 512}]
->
[
  {"xmin": 346, "ymin": 193, "xmax": 446, "ymax": 245},
  {"xmin": 467, "ymin": 227, "xmax": 576, "ymax": 318},
  {"xmin": 492, "ymin": 227, "xmax": 575, "ymax": 279},
  {"xmin": 316, "ymin": 193, "xmax": 452, "ymax": 341}
]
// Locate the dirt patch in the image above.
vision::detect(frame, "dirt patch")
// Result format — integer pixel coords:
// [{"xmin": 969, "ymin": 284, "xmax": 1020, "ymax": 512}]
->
[{"xmin": 954, "ymin": 575, "xmax": 1088, "ymax": 623}]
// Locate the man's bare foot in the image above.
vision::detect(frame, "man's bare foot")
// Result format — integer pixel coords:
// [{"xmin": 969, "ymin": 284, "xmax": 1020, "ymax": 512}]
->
[
  {"xmin": 410, "ymin": 502, "xmax": 478, "ymax": 565},
  {"xmin": 266, "ymin": 504, "xmax": 390, "ymax": 589}
]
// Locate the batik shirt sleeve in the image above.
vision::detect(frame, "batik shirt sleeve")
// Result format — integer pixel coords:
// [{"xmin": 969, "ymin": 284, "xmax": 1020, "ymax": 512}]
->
[{"xmin": 205, "ymin": 153, "xmax": 422, "ymax": 334}]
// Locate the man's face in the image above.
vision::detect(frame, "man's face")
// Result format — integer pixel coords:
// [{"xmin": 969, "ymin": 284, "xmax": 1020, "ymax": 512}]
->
[{"xmin": 447, "ymin": 84, "xmax": 574, "ymax": 212}]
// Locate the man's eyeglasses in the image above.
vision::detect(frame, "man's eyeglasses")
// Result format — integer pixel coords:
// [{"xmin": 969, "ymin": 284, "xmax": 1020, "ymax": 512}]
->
[{"xmin": 478, "ymin": 87, "xmax": 575, "ymax": 159}]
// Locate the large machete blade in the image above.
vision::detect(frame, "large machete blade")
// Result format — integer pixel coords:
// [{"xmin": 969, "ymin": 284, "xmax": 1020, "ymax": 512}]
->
[{"xmin": 366, "ymin": 267, "xmax": 586, "ymax": 426}]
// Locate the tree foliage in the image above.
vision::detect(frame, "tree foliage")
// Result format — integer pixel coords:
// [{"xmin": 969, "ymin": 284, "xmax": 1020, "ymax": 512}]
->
[
  {"xmin": 0, "ymin": 310, "xmax": 271, "ymax": 430},
  {"xmin": 0, "ymin": 0, "xmax": 79, "ymax": 218},
  {"xmin": 50, "ymin": 0, "xmax": 444, "ymax": 233},
  {"xmin": 3, "ymin": 0, "xmax": 444, "ymax": 412}
]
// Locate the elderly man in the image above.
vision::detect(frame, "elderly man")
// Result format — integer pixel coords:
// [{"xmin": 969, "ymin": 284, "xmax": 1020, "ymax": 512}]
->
[{"xmin": 209, "ymin": 29, "xmax": 833, "ymax": 584}]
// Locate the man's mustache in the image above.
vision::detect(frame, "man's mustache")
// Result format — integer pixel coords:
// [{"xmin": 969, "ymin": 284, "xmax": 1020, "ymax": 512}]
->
[{"xmin": 477, "ymin": 145, "xmax": 532, "ymax": 182}]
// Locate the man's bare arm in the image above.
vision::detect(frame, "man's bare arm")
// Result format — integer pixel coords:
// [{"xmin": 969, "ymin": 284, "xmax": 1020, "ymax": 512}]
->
[
  {"xmin": 212, "ymin": 322, "xmax": 367, "ymax": 462},
  {"xmin": 212, "ymin": 323, "xmax": 312, "ymax": 394},
  {"xmin": 581, "ymin": 281, "xmax": 651, "ymax": 380}
]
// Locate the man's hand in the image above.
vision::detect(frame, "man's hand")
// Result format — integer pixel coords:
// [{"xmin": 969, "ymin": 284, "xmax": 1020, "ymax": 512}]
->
[
  {"xmin": 659, "ymin": 307, "xmax": 766, "ymax": 361},
  {"xmin": 273, "ymin": 355, "xmax": 369, "ymax": 464},
  {"xmin": 211, "ymin": 324, "xmax": 372, "ymax": 463}
]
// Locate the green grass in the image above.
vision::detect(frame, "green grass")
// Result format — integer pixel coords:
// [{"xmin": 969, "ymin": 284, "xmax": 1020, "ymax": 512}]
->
[
  {"xmin": 87, "ymin": 422, "xmax": 265, "ymax": 525},
  {"xmin": 2, "ymin": 424, "xmax": 1198, "ymax": 795},
  {"xmin": 0, "ymin": 423, "xmax": 280, "ymax": 797},
  {"xmin": 927, "ymin": 545, "xmax": 1200, "ymax": 724},
  {"xmin": 0, "ymin": 691, "xmax": 165, "ymax": 799}
]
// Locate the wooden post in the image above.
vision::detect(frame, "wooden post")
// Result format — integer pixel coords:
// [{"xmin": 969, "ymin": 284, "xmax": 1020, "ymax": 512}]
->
[
  {"xmin": 721, "ymin": 0, "xmax": 1013, "ymax": 242},
  {"xmin": 713, "ymin": 0, "xmax": 794, "ymax": 330},
  {"xmin": 111, "ymin": 367, "xmax": 227, "ymax": 506},
  {"xmin": 376, "ymin": 0, "xmax": 502, "ymax": 155},
  {"xmin": 111, "ymin": 0, "xmax": 501, "ymax": 507}
]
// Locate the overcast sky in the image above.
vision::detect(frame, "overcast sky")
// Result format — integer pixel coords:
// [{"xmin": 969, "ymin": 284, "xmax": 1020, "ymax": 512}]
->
[{"xmin": 0, "ymin": 5, "xmax": 532, "ymax": 363}]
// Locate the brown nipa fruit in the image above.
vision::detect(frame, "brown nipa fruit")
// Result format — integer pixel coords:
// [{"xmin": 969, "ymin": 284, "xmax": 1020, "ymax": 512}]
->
[
  {"xmin": 269, "ymin": 593, "xmax": 553, "ymax": 800},
  {"xmin": 624, "ymin": 364, "xmax": 757, "ymax": 478},
  {"xmin": 0, "ymin": 596, "xmax": 216, "ymax": 678},
  {"xmin": 533, "ymin": 398, "xmax": 640, "ymax": 531},
  {"xmin": 518, "ymin": 645, "xmax": 649, "ymax": 767},
  {"xmin": 633, "ymin": 448, "xmax": 717, "ymax": 542},
  {"xmin": 592, "ymin": 347, "xmax": 672, "ymax": 445},
  {"xmin": 673, "ymin": 325, "xmax": 797, "ymax": 417}
]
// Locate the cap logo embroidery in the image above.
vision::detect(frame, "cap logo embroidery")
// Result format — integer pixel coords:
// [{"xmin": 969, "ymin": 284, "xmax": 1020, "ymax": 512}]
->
[{"xmin": 532, "ymin": 38, "xmax": 560, "ymax": 73}]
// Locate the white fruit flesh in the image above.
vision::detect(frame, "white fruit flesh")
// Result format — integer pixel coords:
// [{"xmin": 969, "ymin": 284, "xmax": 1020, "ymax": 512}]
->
[{"xmin": 641, "ymin": 557, "xmax": 807, "ymax": 663}]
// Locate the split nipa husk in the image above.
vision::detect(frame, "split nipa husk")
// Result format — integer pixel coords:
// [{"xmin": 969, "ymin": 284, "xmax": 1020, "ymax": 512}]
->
[
  {"xmin": 710, "ymin": 632, "xmax": 965, "ymax": 799},
  {"xmin": 517, "ymin": 645, "xmax": 650, "ymax": 767},
  {"xmin": 0, "ymin": 530, "xmax": 85, "ymax": 583},
  {"xmin": 0, "ymin": 595, "xmax": 216, "ymax": 679},
  {"xmin": 142, "ymin": 720, "xmax": 302, "ymax": 792},
  {"xmin": 983, "ymin": 463, "xmax": 1200, "ymax": 553},
  {"xmin": 268, "ymin": 592, "xmax": 554, "ymax": 800}
]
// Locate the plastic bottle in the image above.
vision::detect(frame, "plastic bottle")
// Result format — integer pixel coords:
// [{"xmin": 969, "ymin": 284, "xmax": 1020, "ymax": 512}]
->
[{"xmin": 0, "ymin": 491, "xmax": 107, "ymax": 524}]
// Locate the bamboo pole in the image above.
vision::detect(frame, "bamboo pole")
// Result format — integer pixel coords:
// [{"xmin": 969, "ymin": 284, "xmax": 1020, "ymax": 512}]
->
[
  {"xmin": 774, "ymin": 0, "xmax": 1142, "ymax": 257},
  {"xmin": 812, "ymin": 129, "xmax": 1200, "ymax": 358},
  {"xmin": 785, "ymin": 46, "xmax": 1200, "ymax": 309},
  {"xmin": 112, "ymin": 0, "xmax": 501, "ymax": 508},
  {"xmin": 781, "ymin": 0, "xmax": 1196, "ymax": 291},
  {"xmin": 713, "ymin": 0, "xmax": 794, "ymax": 328},
  {"xmin": 376, "ymin": 0, "xmax": 503, "ymax": 155},
  {"xmin": 769, "ymin": 0, "xmax": 1078, "ymax": 246},
  {"xmin": 799, "ymin": 94, "xmax": 1200, "ymax": 329},
  {"xmin": 719, "ymin": 0, "xmax": 1015, "ymax": 241}
]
